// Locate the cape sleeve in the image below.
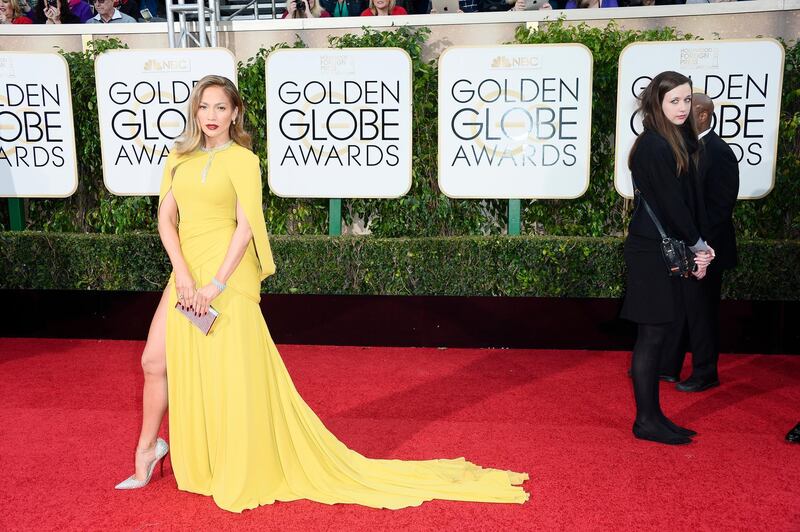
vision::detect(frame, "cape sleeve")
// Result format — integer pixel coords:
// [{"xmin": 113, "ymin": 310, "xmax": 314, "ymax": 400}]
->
[
  {"xmin": 158, "ymin": 151, "xmax": 179, "ymax": 211},
  {"xmin": 229, "ymin": 150, "xmax": 276, "ymax": 280}
]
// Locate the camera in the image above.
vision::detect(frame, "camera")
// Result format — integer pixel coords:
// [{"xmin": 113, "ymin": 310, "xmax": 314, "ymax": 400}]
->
[
  {"xmin": 295, "ymin": 0, "xmax": 305, "ymax": 12},
  {"xmin": 47, "ymin": 0, "xmax": 58, "ymax": 7}
]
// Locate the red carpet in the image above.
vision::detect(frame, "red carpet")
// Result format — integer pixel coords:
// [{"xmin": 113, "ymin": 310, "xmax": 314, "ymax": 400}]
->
[{"xmin": 0, "ymin": 338, "xmax": 798, "ymax": 531}]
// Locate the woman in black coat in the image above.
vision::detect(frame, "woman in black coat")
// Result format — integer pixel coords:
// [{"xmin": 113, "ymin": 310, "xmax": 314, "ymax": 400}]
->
[{"xmin": 621, "ymin": 71, "xmax": 715, "ymax": 445}]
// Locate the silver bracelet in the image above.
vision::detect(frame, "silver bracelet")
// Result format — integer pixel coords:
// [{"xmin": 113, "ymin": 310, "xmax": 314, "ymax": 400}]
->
[{"xmin": 211, "ymin": 277, "xmax": 226, "ymax": 292}]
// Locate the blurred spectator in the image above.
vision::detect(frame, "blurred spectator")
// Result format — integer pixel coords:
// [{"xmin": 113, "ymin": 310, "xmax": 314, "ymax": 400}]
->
[
  {"xmin": 19, "ymin": 0, "xmax": 35, "ymax": 17},
  {"xmin": 458, "ymin": 0, "xmax": 477, "ymax": 11},
  {"xmin": 283, "ymin": 0, "xmax": 330, "ymax": 17},
  {"xmin": 320, "ymin": 0, "xmax": 364, "ymax": 16},
  {"xmin": 361, "ymin": 0, "xmax": 407, "ymax": 14},
  {"xmin": 139, "ymin": 0, "xmax": 157, "ymax": 16},
  {"xmin": 0, "ymin": 0, "xmax": 33, "ymax": 22},
  {"xmin": 114, "ymin": 0, "xmax": 139, "ymax": 18},
  {"xmin": 428, "ymin": 0, "xmax": 477, "ymax": 13},
  {"xmin": 410, "ymin": 0, "xmax": 425, "ymax": 13},
  {"xmin": 478, "ymin": 0, "xmax": 557, "ymax": 11},
  {"xmin": 86, "ymin": 0, "xmax": 135, "ymax": 21},
  {"xmin": 565, "ymin": 0, "xmax": 618, "ymax": 7},
  {"xmin": 686, "ymin": 0, "xmax": 733, "ymax": 3},
  {"xmin": 67, "ymin": 0, "xmax": 92, "ymax": 20},
  {"xmin": 514, "ymin": 0, "xmax": 552, "ymax": 11},
  {"xmin": 477, "ymin": 0, "xmax": 512, "ymax": 10},
  {"xmin": 34, "ymin": 0, "xmax": 80, "ymax": 22}
]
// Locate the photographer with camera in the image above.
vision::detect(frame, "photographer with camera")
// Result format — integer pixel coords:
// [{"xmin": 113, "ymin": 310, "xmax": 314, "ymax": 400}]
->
[{"xmin": 282, "ymin": 0, "xmax": 330, "ymax": 18}]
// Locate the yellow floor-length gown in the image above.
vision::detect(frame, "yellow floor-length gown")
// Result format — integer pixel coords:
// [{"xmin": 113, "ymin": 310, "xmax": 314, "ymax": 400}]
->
[{"xmin": 159, "ymin": 141, "xmax": 529, "ymax": 513}]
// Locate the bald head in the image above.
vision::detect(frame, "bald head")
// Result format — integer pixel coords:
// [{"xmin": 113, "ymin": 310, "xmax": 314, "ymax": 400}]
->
[{"xmin": 692, "ymin": 93, "xmax": 714, "ymax": 132}]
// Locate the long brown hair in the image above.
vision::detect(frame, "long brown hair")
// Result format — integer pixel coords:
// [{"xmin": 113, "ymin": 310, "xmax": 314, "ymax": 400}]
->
[
  {"xmin": 173, "ymin": 75, "xmax": 252, "ymax": 155},
  {"xmin": 628, "ymin": 71, "xmax": 698, "ymax": 176}
]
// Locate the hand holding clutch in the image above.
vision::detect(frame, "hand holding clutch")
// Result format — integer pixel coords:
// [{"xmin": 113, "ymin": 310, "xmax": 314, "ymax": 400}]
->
[{"xmin": 175, "ymin": 303, "xmax": 219, "ymax": 335}]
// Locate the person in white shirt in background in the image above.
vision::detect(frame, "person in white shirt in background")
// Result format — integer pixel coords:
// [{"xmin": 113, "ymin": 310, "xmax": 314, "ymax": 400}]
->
[{"xmin": 85, "ymin": 0, "xmax": 135, "ymax": 22}]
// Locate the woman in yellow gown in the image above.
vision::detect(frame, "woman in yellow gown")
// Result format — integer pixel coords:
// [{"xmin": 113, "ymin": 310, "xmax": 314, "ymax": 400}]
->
[{"xmin": 121, "ymin": 75, "xmax": 528, "ymax": 513}]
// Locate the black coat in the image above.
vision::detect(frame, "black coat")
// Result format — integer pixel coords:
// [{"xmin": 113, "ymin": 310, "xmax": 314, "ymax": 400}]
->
[
  {"xmin": 620, "ymin": 129, "xmax": 704, "ymax": 324},
  {"xmin": 697, "ymin": 130, "xmax": 739, "ymax": 272},
  {"xmin": 117, "ymin": 0, "xmax": 140, "ymax": 19},
  {"xmin": 627, "ymin": 130, "xmax": 702, "ymax": 247}
]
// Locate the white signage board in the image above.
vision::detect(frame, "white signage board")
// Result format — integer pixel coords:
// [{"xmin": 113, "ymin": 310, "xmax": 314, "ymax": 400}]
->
[
  {"xmin": 438, "ymin": 44, "xmax": 593, "ymax": 199},
  {"xmin": 0, "ymin": 52, "xmax": 78, "ymax": 198},
  {"xmin": 95, "ymin": 48, "xmax": 237, "ymax": 196},
  {"xmin": 266, "ymin": 48, "xmax": 412, "ymax": 198},
  {"xmin": 615, "ymin": 39, "xmax": 785, "ymax": 199}
]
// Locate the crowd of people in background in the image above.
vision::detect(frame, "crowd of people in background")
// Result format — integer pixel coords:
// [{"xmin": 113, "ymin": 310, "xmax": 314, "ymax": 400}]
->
[
  {"xmin": 0, "ymin": 0, "xmax": 157, "ymax": 23},
  {"xmin": 0, "ymin": 0, "xmax": 747, "ymax": 23},
  {"xmin": 274, "ymin": 0, "xmax": 746, "ymax": 17}
]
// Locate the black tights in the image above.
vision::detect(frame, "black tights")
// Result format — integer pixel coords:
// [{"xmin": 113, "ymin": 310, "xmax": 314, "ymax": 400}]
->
[{"xmin": 632, "ymin": 323, "xmax": 684, "ymax": 437}]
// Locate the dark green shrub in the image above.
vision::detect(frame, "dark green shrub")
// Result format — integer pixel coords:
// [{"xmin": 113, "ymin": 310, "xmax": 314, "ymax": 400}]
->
[{"xmin": 2, "ymin": 232, "xmax": 797, "ymax": 300}]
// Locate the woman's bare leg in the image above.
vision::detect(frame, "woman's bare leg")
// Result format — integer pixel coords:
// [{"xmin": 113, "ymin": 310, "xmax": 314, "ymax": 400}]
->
[{"xmin": 133, "ymin": 287, "xmax": 170, "ymax": 480}]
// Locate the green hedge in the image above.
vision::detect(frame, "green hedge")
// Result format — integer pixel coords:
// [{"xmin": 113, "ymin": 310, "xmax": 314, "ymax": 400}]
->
[
  {"xmin": 11, "ymin": 21, "xmax": 800, "ymax": 240},
  {"xmin": 2, "ymin": 232, "xmax": 798, "ymax": 300}
]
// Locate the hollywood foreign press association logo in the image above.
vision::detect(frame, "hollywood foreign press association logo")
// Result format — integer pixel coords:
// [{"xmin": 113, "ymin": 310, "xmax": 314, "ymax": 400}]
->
[
  {"xmin": 143, "ymin": 58, "xmax": 191, "ymax": 73},
  {"xmin": 0, "ymin": 56, "xmax": 16, "ymax": 78},
  {"xmin": 679, "ymin": 47, "xmax": 719, "ymax": 69},
  {"xmin": 320, "ymin": 55, "xmax": 356, "ymax": 75}
]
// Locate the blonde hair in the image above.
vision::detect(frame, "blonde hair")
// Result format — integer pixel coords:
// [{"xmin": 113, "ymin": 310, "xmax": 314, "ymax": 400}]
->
[
  {"xmin": 286, "ymin": 0, "xmax": 321, "ymax": 18},
  {"xmin": 2, "ymin": 0, "xmax": 24, "ymax": 18},
  {"xmin": 368, "ymin": 0, "xmax": 396, "ymax": 14},
  {"xmin": 173, "ymin": 75, "xmax": 252, "ymax": 155}
]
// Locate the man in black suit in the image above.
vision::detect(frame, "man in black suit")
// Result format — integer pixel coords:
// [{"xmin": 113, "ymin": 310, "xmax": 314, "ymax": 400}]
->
[{"xmin": 660, "ymin": 93, "xmax": 740, "ymax": 392}]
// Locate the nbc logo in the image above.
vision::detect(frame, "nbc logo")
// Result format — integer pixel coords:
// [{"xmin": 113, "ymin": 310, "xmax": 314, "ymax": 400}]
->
[
  {"xmin": 491, "ymin": 56, "xmax": 512, "ymax": 69},
  {"xmin": 143, "ymin": 59, "xmax": 191, "ymax": 73},
  {"xmin": 491, "ymin": 56, "xmax": 540, "ymax": 69}
]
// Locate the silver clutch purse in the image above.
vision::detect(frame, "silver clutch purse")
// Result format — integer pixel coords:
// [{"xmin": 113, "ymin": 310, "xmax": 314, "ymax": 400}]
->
[{"xmin": 175, "ymin": 303, "xmax": 219, "ymax": 335}]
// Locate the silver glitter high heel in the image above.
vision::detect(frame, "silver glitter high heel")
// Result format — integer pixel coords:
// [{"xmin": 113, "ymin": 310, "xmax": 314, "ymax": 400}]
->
[{"xmin": 114, "ymin": 438, "xmax": 169, "ymax": 490}]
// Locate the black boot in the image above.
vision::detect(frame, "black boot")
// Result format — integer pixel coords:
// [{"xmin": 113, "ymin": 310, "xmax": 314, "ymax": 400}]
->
[{"xmin": 787, "ymin": 423, "xmax": 800, "ymax": 443}]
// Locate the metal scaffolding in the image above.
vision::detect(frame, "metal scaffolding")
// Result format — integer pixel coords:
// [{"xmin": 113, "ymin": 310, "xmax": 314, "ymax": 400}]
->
[
  {"xmin": 165, "ymin": 0, "xmax": 220, "ymax": 48},
  {"xmin": 220, "ymin": 0, "xmax": 278, "ymax": 20}
]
